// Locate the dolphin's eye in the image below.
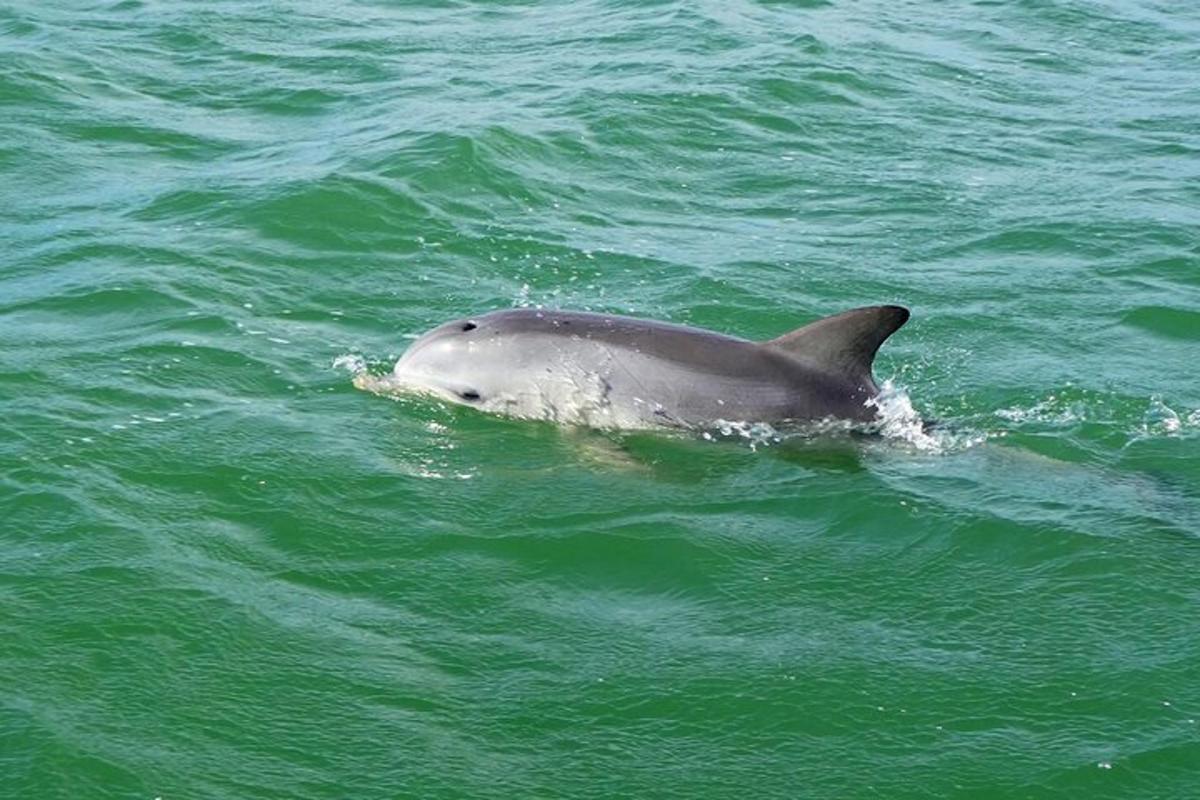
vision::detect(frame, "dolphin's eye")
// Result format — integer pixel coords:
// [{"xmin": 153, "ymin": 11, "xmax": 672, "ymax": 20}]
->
[
  {"xmin": 460, "ymin": 390, "xmax": 481, "ymax": 401},
  {"xmin": 461, "ymin": 322, "xmax": 477, "ymax": 332}
]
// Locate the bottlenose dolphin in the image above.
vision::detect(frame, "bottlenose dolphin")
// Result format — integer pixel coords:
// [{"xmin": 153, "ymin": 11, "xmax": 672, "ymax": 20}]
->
[{"xmin": 354, "ymin": 305, "xmax": 910, "ymax": 430}]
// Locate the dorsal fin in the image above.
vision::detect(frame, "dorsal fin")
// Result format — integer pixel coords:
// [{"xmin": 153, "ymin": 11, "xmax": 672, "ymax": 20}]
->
[{"xmin": 765, "ymin": 305, "xmax": 910, "ymax": 385}]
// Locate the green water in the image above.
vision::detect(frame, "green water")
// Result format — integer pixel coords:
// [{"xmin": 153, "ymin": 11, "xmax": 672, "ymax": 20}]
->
[{"xmin": 3, "ymin": 1, "xmax": 1199, "ymax": 797}]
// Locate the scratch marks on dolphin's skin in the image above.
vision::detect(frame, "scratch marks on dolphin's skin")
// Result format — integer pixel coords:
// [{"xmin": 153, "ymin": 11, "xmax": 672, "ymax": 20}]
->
[
  {"xmin": 652, "ymin": 406, "xmax": 689, "ymax": 429},
  {"xmin": 600, "ymin": 342, "xmax": 655, "ymax": 409},
  {"xmin": 598, "ymin": 374, "xmax": 614, "ymax": 407}
]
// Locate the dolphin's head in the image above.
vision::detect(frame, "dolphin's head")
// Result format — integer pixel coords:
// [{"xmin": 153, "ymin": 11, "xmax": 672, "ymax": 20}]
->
[
  {"xmin": 359, "ymin": 310, "xmax": 620, "ymax": 424},
  {"xmin": 385, "ymin": 316, "xmax": 497, "ymax": 406}
]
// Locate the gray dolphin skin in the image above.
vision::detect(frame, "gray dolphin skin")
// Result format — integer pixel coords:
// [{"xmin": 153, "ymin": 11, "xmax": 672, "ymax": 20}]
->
[{"xmin": 355, "ymin": 305, "xmax": 910, "ymax": 430}]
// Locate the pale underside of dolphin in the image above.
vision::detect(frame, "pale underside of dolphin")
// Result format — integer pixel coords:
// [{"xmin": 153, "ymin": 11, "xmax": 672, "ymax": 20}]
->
[{"xmin": 354, "ymin": 305, "xmax": 911, "ymax": 430}]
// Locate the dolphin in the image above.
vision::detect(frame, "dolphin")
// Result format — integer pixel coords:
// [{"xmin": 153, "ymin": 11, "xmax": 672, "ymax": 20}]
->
[{"xmin": 354, "ymin": 305, "xmax": 910, "ymax": 430}]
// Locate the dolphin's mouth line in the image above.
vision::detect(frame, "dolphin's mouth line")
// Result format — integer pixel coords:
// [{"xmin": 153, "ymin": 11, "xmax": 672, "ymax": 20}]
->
[{"xmin": 355, "ymin": 369, "xmax": 484, "ymax": 406}]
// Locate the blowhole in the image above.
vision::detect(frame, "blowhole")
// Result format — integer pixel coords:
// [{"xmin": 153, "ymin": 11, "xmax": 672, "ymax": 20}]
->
[
  {"xmin": 460, "ymin": 390, "xmax": 481, "ymax": 401},
  {"xmin": 461, "ymin": 322, "xmax": 477, "ymax": 332}
]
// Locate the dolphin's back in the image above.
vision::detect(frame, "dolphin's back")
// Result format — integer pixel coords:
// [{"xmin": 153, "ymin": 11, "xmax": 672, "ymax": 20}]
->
[{"xmin": 474, "ymin": 306, "xmax": 908, "ymax": 426}]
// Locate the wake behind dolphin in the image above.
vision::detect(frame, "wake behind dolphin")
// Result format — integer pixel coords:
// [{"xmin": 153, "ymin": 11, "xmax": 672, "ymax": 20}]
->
[{"xmin": 354, "ymin": 305, "xmax": 911, "ymax": 431}]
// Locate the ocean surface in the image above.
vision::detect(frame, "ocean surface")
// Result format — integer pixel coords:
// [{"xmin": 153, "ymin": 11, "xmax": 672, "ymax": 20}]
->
[{"xmin": 3, "ymin": 1, "xmax": 1199, "ymax": 798}]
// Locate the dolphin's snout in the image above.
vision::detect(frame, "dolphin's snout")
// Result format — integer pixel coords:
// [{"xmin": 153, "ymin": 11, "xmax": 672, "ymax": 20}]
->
[{"xmin": 353, "ymin": 372, "xmax": 401, "ymax": 394}]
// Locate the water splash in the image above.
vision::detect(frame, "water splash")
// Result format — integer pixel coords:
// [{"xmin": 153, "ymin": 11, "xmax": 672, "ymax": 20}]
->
[
  {"xmin": 866, "ymin": 379, "xmax": 978, "ymax": 454},
  {"xmin": 697, "ymin": 381, "xmax": 983, "ymax": 455},
  {"xmin": 994, "ymin": 389, "xmax": 1198, "ymax": 442},
  {"xmin": 1143, "ymin": 394, "xmax": 1182, "ymax": 435},
  {"xmin": 335, "ymin": 354, "xmax": 396, "ymax": 394},
  {"xmin": 332, "ymin": 354, "xmax": 367, "ymax": 376},
  {"xmin": 995, "ymin": 391, "xmax": 1089, "ymax": 426},
  {"xmin": 704, "ymin": 419, "xmax": 784, "ymax": 451}
]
